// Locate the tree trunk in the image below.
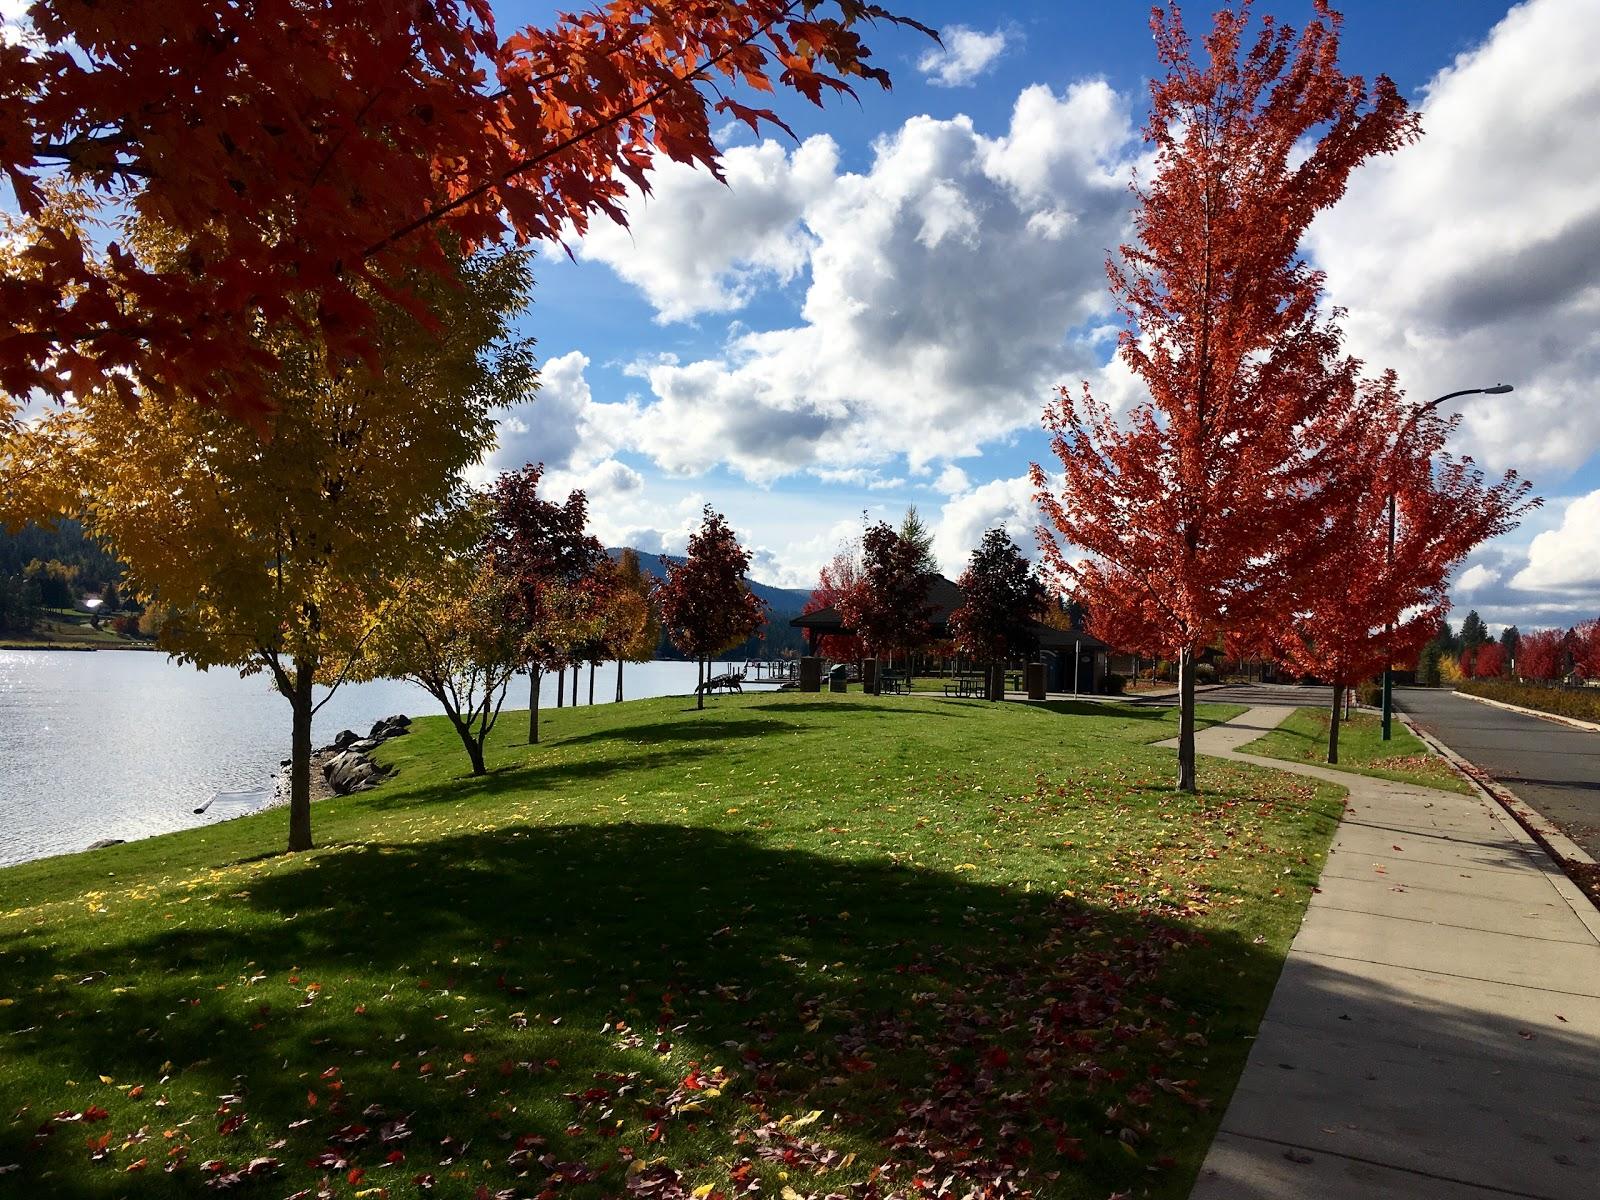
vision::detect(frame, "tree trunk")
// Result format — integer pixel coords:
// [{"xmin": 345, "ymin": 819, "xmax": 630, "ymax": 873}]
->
[
  {"xmin": 1328, "ymin": 681, "xmax": 1342, "ymax": 765},
  {"xmin": 528, "ymin": 670, "xmax": 541, "ymax": 745},
  {"xmin": 572, "ymin": 662, "xmax": 580, "ymax": 705},
  {"xmin": 1177, "ymin": 645, "xmax": 1197, "ymax": 793},
  {"xmin": 557, "ymin": 668, "xmax": 565, "ymax": 707},
  {"xmin": 447, "ymin": 713, "xmax": 488, "ymax": 775},
  {"xmin": 616, "ymin": 657, "xmax": 624, "ymax": 703},
  {"xmin": 287, "ymin": 662, "xmax": 315, "ymax": 852},
  {"xmin": 697, "ymin": 657, "xmax": 705, "ymax": 710},
  {"xmin": 588, "ymin": 661, "xmax": 595, "ymax": 705}
]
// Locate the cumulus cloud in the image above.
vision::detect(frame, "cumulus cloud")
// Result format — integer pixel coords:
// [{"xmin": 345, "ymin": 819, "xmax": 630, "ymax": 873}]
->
[
  {"xmin": 1309, "ymin": 0, "xmax": 1600, "ymax": 476},
  {"xmin": 1510, "ymin": 488, "xmax": 1600, "ymax": 595},
  {"xmin": 917, "ymin": 25, "xmax": 1011, "ymax": 88},
  {"xmin": 580, "ymin": 83, "xmax": 1136, "ymax": 479},
  {"xmin": 575, "ymin": 137, "xmax": 838, "ymax": 322},
  {"xmin": 930, "ymin": 473, "xmax": 1046, "ymax": 578}
]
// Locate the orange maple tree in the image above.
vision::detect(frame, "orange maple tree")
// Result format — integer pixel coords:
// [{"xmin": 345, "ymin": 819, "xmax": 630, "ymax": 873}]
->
[
  {"xmin": 1267, "ymin": 385, "xmax": 1534, "ymax": 762},
  {"xmin": 0, "ymin": 0, "xmax": 929, "ymax": 424},
  {"xmin": 1033, "ymin": 1, "xmax": 1419, "ymax": 790}
]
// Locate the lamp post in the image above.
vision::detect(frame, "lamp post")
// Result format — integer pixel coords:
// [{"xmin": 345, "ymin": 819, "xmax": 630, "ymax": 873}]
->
[{"xmin": 1380, "ymin": 383, "xmax": 1514, "ymax": 740}]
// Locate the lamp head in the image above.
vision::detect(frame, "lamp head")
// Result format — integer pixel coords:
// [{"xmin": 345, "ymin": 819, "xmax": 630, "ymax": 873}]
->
[{"xmin": 1484, "ymin": 384, "xmax": 1514, "ymax": 395}]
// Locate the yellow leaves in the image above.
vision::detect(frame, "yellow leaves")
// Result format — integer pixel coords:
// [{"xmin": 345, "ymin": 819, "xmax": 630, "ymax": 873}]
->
[{"xmin": 784, "ymin": 1109, "xmax": 824, "ymax": 1131}]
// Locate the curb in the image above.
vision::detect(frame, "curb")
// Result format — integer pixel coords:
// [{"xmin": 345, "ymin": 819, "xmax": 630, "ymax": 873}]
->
[
  {"xmin": 1455, "ymin": 688, "xmax": 1600, "ymax": 733},
  {"xmin": 1401, "ymin": 714, "xmax": 1600, "ymax": 935}
]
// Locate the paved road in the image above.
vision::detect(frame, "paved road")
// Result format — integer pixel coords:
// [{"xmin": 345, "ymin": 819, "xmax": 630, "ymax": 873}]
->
[{"xmin": 1396, "ymin": 686, "xmax": 1600, "ymax": 860}]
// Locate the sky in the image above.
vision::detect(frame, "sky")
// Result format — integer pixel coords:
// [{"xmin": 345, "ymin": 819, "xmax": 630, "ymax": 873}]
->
[{"xmin": 9, "ymin": 1, "xmax": 1596, "ymax": 632}]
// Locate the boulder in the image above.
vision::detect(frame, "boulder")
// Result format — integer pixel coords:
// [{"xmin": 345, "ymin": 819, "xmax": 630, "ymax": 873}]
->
[
  {"xmin": 368, "ymin": 714, "xmax": 412, "ymax": 741},
  {"xmin": 350, "ymin": 738, "xmax": 382, "ymax": 753},
  {"xmin": 324, "ymin": 750, "xmax": 390, "ymax": 795},
  {"xmin": 331, "ymin": 728, "xmax": 362, "ymax": 751},
  {"xmin": 87, "ymin": 838, "xmax": 126, "ymax": 850}
]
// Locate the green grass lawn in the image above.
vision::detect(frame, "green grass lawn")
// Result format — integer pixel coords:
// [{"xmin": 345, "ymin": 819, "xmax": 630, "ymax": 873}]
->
[
  {"xmin": 0, "ymin": 692, "xmax": 1343, "ymax": 1200},
  {"xmin": 1240, "ymin": 706, "xmax": 1471, "ymax": 794}
]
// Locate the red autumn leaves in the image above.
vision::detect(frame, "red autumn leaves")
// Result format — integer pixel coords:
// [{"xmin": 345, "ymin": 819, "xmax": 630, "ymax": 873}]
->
[
  {"xmin": 1034, "ymin": 3, "xmax": 1535, "ymax": 782},
  {"xmin": 2, "ymin": 1, "xmax": 928, "ymax": 423}
]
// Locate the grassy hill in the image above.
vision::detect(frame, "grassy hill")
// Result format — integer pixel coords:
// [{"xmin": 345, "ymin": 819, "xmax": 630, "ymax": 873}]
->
[{"xmin": 0, "ymin": 691, "xmax": 1342, "ymax": 1199}]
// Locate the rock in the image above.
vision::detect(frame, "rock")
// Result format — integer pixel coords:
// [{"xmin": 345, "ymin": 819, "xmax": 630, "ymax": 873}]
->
[
  {"xmin": 323, "ymin": 750, "xmax": 390, "ymax": 795},
  {"xmin": 280, "ymin": 758, "xmax": 291, "ymax": 767},
  {"xmin": 87, "ymin": 838, "xmax": 125, "ymax": 850},
  {"xmin": 368, "ymin": 715, "xmax": 412, "ymax": 741},
  {"xmin": 350, "ymin": 738, "xmax": 382, "ymax": 753},
  {"xmin": 331, "ymin": 729, "xmax": 362, "ymax": 751}
]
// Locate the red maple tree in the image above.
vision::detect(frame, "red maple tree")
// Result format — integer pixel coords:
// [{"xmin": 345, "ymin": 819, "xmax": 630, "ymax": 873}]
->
[
  {"xmin": 949, "ymin": 528, "xmax": 1045, "ymax": 699},
  {"xmin": 1269, "ymin": 385, "xmax": 1533, "ymax": 762},
  {"xmin": 801, "ymin": 543, "xmax": 866, "ymax": 660},
  {"xmin": 1463, "ymin": 641, "xmax": 1507, "ymax": 681},
  {"xmin": 1, "ymin": 1, "xmax": 929, "ymax": 424},
  {"xmin": 655, "ymin": 507, "xmax": 767, "ymax": 710},
  {"xmin": 486, "ymin": 463, "xmax": 609, "ymax": 744},
  {"xmin": 839, "ymin": 521, "xmax": 935, "ymax": 671},
  {"xmin": 1032, "ymin": 1, "xmax": 1420, "ymax": 790},
  {"xmin": 1513, "ymin": 628, "xmax": 1566, "ymax": 682},
  {"xmin": 1570, "ymin": 620, "xmax": 1600, "ymax": 680}
]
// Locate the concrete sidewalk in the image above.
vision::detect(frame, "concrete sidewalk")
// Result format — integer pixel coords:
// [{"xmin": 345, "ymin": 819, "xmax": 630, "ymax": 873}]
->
[{"xmin": 1183, "ymin": 706, "xmax": 1600, "ymax": 1200}]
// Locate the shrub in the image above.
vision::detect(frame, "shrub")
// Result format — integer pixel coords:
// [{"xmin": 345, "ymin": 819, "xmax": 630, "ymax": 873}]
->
[
  {"xmin": 1356, "ymin": 679, "xmax": 1381, "ymax": 707},
  {"xmin": 1103, "ymin": 672, "xmax": 1126, "ymax": 696},
  {"xmin": 1456, "ymin": 679, "xmax": 1600, "ymax": 724},
  {"xmin": 1195, "ymin": 662, "xmax": 1218, "ymax": 684}
]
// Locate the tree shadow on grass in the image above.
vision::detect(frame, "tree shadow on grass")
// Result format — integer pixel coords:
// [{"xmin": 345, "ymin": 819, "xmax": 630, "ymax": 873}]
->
[
  {"xmin": 3, "ymin": 821, "xmax": 1296, "ymax": 1200},
  {"xmin": 550, "ymin": 717, "xmax": 798, "ymax": 750}
]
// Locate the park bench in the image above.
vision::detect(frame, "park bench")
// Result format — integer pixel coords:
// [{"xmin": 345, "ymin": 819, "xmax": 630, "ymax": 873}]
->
[{"xmin": 696, "ymin": 670, "xmax": 745, "ymax": 696}]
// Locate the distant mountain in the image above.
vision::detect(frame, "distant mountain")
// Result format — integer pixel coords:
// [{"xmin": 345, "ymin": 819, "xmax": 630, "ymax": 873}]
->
[{"xmin": 606, "ymin": 548, "xmax": 813, "ymax": 613}]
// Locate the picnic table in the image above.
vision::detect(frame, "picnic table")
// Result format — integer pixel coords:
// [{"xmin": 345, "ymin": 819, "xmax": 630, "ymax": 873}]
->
[
  {"xmin": 880, "ymin": 670, "xmax": 909, "ymax": 694},
  {"xmin": 943, "ymin": 674, "xmax": 987, "ymax": 698}
]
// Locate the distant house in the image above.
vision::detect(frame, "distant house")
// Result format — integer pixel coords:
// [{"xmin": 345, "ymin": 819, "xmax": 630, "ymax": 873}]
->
[{"xmin": 790, "ymin": 573, "xmax": 1115, "ymax": 693}]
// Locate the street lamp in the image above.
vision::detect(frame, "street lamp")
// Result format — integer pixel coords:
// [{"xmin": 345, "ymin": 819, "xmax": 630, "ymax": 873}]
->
[{"xmin": 1380, "ymin": 383, "xmax": 1514, "ymax": 740}]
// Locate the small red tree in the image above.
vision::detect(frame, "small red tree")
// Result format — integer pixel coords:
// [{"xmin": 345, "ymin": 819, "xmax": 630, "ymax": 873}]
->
[
  {"xmin": 2, "ymin": 2, "xmax": 928, "ymax": 425},
  {"xmin": 1516, "ymin": 629, "xmax": 1567, "ymax": 682},
  {"xmin": 950, "ymin": 528, "xmax": 1045, "ymax": 700},
  {"xmin": 656, "ymin": 507, "xmax": 767, "ymax": 710},
  {"xmin": 486, "ymin": 464, "xmax": 608, "ymax": 744},
  {"xmin": 1271, "ymin": 387, "xmax": 1533, "ymax": 762},
  {"xmin": 802, "ymin": 542, "xmax": 866, "ymax": 660},
  {"xmin": 1033, "ymin": 1, "xmax": 1420, "ymax": 791},
  {"xmin": 1466, "ymin": 641, "xmax": 1507, "ymax": 680},
  {"xmin": 1572, "ymin": 620, "xmax": 1600, "ymax": 680},
  {"xmin": 839, "ymin": 521, "xmax": 935, "ymax": 671}
]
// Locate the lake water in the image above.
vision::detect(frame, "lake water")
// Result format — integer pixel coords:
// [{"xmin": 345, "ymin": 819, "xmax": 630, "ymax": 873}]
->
[{"xmin": 0, "ymin": 651, "xmax": 761, "ymax": 866}]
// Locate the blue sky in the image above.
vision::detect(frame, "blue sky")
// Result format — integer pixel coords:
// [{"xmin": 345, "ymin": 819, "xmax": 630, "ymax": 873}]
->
[{"xmin": 476, "ymin": 0, "xmax": 1600, "ymax": 632}]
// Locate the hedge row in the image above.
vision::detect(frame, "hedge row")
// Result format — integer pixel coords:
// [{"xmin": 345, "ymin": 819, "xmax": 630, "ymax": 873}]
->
[{"xmin": 1456, "ymin": 679, "xmax": 1600, "ymax": 724}]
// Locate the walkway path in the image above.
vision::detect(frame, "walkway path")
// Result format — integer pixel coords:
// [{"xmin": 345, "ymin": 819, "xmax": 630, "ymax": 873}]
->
[{"xmin": 1180, "ymin": 705, "xmax": 1600, "ymax": 1200}]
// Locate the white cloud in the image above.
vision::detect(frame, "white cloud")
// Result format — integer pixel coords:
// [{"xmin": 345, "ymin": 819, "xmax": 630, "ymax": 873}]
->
[
  {"xmin": 933, "ymin": 464, "xmax": 970, "ymax": 495},
  {"xmin": 575, "ymin": 137, "xmax": 838, "ymax": 322},
  {"xmin": 930, "ymin": 473, "xmax": 1045, "ymax": 578},
  {"xmin": 1309, "ymin": 0, "xmax": 1600, "ymax": 477},
  {"xmin": 579, "ymin": 83, "xmax": 1137, "ymax": 479},
  {"xmin": 1510, "ymin": 488, "xmax": 1600, "ymax": 594},
  {"xmin": 918, "ymin": 25, "xmax": 1010, "ymax": 88},
  {"xmin": 1455, "ymin": 563, "xmax": 1501, "ymax": 593}
]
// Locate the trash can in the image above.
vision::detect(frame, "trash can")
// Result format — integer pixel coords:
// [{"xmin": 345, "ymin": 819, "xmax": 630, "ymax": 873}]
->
[{"xmin": 829, "ymin": 664, "xmax": 848, "ymax": 693}]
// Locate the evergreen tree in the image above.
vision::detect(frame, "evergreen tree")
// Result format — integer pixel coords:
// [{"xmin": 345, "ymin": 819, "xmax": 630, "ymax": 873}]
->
[
  {"xmin": 1459, "ymin": 611, "xmax": 1489, "ymax": 655},
  {"xmin": 898, "ymin": 506, "xmax": 937, "ymax": 576},
  {"xmin": 1499, "ymin": 625, "xmax": 1521, "ymax": 663}
]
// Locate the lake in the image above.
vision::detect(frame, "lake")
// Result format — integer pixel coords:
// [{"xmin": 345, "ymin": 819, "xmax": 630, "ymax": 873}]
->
[{"xmin": 0, "ymin": 651, "xmax": 760, "ymax": 867}]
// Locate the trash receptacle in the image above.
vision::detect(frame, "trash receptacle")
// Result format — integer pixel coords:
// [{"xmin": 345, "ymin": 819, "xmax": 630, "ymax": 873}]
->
[{"xmin": 829, "ymin": 664, "xmax": 848, "ymax": 693}]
